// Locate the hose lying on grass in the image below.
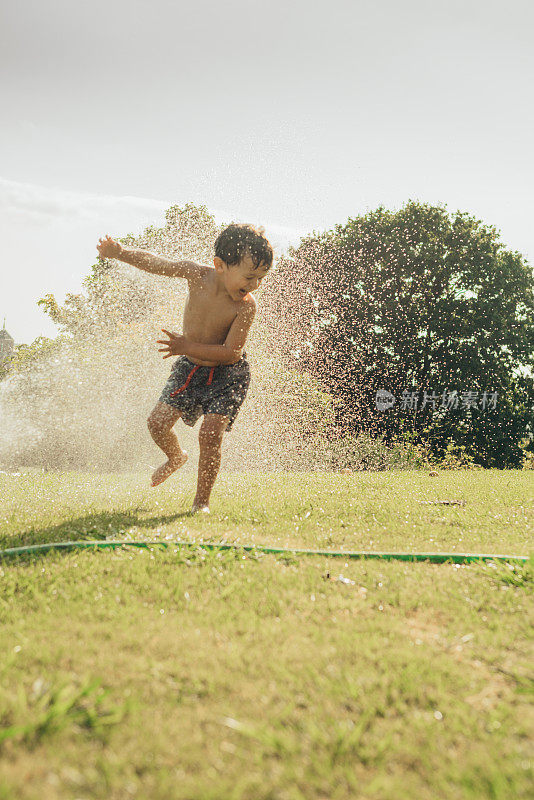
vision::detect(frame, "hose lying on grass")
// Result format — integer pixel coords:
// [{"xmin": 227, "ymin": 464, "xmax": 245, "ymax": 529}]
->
[{"xmin": 0, "ymin": 540, "xmax": 528, "ymax": 564}]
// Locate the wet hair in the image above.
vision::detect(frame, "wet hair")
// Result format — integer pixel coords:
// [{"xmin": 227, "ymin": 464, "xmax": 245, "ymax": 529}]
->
[{"xmin": 214, "ymin": 223, "xmax": 273, "ymax": 270}]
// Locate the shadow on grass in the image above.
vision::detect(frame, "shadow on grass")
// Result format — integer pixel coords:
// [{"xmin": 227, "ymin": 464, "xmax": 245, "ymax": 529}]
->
[{"xmin": 0, "ymin": 507, "xmax": 195, "ymax": 551}]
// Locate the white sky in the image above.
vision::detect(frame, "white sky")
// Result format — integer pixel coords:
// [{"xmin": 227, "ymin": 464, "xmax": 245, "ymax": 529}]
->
[{"xmin": 1, "ymin": 0, "xmax": 533, "ymax": 343}]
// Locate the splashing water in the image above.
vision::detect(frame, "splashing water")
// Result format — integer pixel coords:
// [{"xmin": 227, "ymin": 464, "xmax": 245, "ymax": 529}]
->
[{"xmin": 0, "ymin": 205, "xmax": 338, "ymax": 475}]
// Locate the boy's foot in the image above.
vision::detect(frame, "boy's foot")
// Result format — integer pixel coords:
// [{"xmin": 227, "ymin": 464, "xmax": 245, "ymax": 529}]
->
[
  {"xmin": 190, "ymin": 503, "xmax": 210, "ymax": 514},
  {"xmin": 150, "ymin": 452, "xmax": 188, "ymax": 487}
]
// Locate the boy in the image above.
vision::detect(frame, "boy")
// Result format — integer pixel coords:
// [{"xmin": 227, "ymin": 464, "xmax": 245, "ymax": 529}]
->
[{"xmin": 96, "ymin": 223, "xmax": 273, "ymax": 513}]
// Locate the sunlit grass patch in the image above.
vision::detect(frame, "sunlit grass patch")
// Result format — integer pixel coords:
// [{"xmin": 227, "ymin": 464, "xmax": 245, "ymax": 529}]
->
[
  {"xmin": 0, "ymin": 472, "xmax": 532, "ymax": 799},
  {"xmin": 1, "ymin": 469, "xmax": 532, "ymax": 556},
  {"xmin": 0, "ymin": 677, "xmax": 129, "ymax": 749}
]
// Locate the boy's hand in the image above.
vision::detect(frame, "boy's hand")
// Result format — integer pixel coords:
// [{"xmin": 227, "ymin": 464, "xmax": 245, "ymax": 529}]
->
[
  {"xmin": 96, "ymin": 234, "xmax": 123, "ymax": 259},
  {"xmin": 157, "ymin": 329, "xmax": 187, "ymax": 359}
]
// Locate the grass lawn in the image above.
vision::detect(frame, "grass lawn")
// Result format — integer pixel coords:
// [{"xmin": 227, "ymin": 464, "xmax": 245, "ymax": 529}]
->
[{"xmin": 0, "ymin": 469, "xmax": 532, "ymax": 799}]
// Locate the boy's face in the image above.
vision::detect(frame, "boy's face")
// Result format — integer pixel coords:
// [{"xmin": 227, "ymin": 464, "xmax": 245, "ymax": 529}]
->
[{"xmin": 214, "ymin": 254, "xmax": 270, "ymax": 301}]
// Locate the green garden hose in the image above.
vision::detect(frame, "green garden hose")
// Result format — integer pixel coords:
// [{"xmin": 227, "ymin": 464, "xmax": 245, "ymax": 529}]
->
[{"xmin": 0, "ymin": 539, "xmax": 528, "ymax": 564}]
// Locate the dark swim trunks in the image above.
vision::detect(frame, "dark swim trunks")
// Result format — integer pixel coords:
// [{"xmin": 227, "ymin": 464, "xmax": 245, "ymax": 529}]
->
[{"xmin": 158, "ymin": 352, "xmax": 251, "ymax": 432}]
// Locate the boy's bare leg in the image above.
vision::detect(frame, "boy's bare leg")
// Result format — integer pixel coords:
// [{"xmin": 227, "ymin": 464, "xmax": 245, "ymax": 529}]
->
[
  {"xmin": 192, "ymin": 414, "xmax": 230, "ymax": 512},
  {"xmin": 147, "ymin": 402, "xmax": 188, "ymax": 487}
]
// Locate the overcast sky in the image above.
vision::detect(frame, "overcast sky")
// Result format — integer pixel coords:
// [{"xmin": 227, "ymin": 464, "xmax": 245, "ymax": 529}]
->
[{"xmin": 1, "ymin": 0, "xmax": 533, "ymax": 343}]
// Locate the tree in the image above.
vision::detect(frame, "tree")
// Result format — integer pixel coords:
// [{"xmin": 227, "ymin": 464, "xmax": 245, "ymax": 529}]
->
[{"xmin": 262, "ymin": 200, "xmax": 534, "ymax": 468}]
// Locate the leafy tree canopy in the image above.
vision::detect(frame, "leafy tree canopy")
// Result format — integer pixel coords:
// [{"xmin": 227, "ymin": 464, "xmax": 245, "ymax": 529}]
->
[{"xmin": 263, "ymin": 200, "xmax": 534, "ymax": 467}]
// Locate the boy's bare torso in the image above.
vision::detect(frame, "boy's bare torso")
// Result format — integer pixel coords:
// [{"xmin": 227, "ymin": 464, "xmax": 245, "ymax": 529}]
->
[{"xmin": 184, "ymin": 267, "xmax": 243, "ymax": 365}]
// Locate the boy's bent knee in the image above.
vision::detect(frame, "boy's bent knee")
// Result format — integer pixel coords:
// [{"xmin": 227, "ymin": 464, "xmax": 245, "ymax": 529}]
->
[
  {"xmin": 147, "ymin": 403, "xmax": 182, "ymax": 436},
  {"xmin": 147, "ymin": 416, "xmax": 160, "ymax": 435},
  {"xmin": 148, "ymin": 412, "xmax": 171, "ymax": 434}
]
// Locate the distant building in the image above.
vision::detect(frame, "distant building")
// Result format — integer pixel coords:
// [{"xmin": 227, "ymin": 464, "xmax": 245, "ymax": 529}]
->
[{"xmin": 0, "ymin": 320, "xmax": 14, "ymax": 369}]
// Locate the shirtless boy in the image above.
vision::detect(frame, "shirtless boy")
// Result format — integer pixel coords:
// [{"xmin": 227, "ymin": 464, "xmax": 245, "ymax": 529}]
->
[{"xmin": 96, "ymin": 223, "xmax": 273, "ymax": 513}]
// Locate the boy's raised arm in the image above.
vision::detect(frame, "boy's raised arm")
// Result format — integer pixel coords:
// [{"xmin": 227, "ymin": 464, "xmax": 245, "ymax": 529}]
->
[{"xmin": 96, "ymin": 235, "xmax": 206, "ymax": 280}]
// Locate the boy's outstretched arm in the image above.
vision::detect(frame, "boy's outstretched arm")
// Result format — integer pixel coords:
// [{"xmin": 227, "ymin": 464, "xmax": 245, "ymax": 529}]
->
[{"xmin": 96, "ymin": 235, "xmax": 206, "ymax": 280}]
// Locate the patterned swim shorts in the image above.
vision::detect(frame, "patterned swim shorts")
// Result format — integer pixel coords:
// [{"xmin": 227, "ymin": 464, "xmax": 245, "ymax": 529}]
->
[{"xmin": 158, "ymin": 352, "xmax": 251, "ymax": 432}]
